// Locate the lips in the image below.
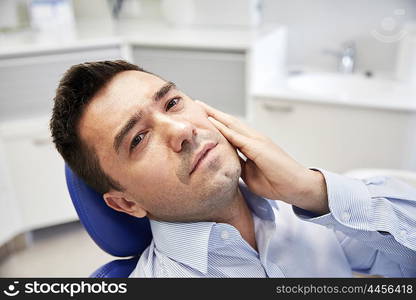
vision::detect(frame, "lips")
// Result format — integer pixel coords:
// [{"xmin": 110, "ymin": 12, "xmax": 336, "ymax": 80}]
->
[{"xmin": 189, "ymin": 142, "xmax": 217, "ymax": 174}]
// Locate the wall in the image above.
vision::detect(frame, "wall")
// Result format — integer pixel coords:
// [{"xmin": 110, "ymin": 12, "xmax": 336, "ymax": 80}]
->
[
  {"xmin": 262, "ymin": 0, "xmax": 416, "ymax": 76},
  {"xmin": 73, "ymin": 0, "xmax": 416, "ymax": 76}
]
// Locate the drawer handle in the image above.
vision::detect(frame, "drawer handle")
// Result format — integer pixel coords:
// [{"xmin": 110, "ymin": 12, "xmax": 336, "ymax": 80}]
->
[
  {"xmin": 32, "ymin": 138, "xmax": 51, "ymax": 146},
  {"xmin": 262, "ymin": 103, "xmax": 294, "ymax": 113}
]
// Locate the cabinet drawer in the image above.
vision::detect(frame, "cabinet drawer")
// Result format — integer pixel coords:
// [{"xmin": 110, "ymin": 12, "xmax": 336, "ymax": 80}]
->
[
  {"xmin": 0, "ymin": 47, "xmax": 121, "ymax": 121},
  {"xmin": 133, "ymin": 47, "xmax": 246, "ymax": 116}
]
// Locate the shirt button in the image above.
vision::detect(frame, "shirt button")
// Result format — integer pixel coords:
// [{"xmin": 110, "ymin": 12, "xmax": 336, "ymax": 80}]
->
[
  {"xmin": 399, "ymin": 230, "xmax": 407, "ymax": 239},
  {"xmin": 221, "ymin": 230, "xmax": 229, "ymax": 240},
  {"xmin": 341, "ymin": 212, "xmax": 351, "ymax": 222}
]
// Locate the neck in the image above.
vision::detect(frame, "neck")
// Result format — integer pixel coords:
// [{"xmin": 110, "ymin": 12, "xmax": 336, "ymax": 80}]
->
[{"xmin": 213, "ymin": 187, "xmax": 258, "ymax": 252}]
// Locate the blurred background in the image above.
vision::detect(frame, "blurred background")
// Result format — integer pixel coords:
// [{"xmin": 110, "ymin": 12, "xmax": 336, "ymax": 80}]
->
[{"xmin": 1, "ymin": 0, "xmax": 416, "ymax": 277}]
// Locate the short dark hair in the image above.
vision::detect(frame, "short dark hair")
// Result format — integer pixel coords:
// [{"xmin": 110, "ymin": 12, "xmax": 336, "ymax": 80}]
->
[{"xmin": 50, "ymin": 60, "xmax": 150, "ymax": 194}]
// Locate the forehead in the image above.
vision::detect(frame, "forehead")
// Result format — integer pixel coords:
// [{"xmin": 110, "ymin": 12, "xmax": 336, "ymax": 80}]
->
[
  {"xmin": 98, "ymin": 70, "xmax": 165, "ymax": 102},
  {"xmin": 78, "ymin": 70, "xmax": 166, "ymax": 152}
]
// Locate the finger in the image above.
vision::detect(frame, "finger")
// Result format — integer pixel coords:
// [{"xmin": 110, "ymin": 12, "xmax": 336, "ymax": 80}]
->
[
  {"xmin": 210, "ymin": 116, "xmax": 264, "ymax": 169},
  {"xmin": 196, "ymin": 100, "xmax": 255, "ymax": 138},
  {"xmin": 208, "ymin": 117, "xmax": 248, "ymax": 149},
  {"xmin": 209, "ymin": 116, "xmax": 263, "ymax": 162},
  {"xmin": 195, "ymin": 100, "xmax": 235, "ymax": 128}
]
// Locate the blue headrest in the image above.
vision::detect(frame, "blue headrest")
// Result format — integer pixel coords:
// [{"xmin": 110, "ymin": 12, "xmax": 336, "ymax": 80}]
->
[{"xmin": 64, "ymin": 164, "xmax": 152, "ymax": 257}]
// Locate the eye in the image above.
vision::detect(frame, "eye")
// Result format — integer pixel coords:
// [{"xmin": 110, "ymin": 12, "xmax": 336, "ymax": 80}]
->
[
  {"xmin": 166, "ymin": 97, "xmax": 181, "ymax": 111},
  {"xmin": 130, "ymin": 132, "xmax": 146, "ymax": 150}
]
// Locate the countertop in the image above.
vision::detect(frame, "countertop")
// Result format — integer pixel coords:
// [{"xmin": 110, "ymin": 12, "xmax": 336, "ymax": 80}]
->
[
  {"xmin": 0, "ymin": 20, "xmax": 266, "ymax": 58},
  {"xmin": 252, "ymin": 73, "xmax": 416, "ymax": 113}
]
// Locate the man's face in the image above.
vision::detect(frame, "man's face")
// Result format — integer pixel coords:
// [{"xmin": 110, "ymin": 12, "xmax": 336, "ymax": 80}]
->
[{"xmin": 79, "ymin": 70, "xmax": 241, "ymax": 222}]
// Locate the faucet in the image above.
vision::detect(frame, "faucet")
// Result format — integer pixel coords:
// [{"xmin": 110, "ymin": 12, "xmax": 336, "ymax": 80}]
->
[
  {"xmin": 111, "ymin": 0, "xmax": 124, "ymax": 19},
  {"xmin": 323, "ymin": 41, "xmax": 356, "ymax": 74}
]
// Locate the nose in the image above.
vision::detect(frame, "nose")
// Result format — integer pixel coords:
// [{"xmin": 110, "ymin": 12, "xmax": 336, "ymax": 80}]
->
[{"xmin": 155, "ymin": 114, "xmax": 197, "ymax": 152}]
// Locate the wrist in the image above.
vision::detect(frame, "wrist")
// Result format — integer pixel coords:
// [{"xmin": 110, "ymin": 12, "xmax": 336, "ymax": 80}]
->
[{"xmin": 292, "ymin": 169, "xmax": 329, "ymax": 215}]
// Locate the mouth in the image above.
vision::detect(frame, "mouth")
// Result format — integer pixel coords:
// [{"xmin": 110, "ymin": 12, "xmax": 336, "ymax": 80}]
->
[{"xmin": 189, "ymin": 142, "xmax": 218, "ymax": 175}]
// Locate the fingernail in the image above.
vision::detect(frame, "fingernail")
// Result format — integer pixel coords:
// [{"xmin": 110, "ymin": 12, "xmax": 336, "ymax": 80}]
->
[{"xmin": 208, "ymin": 116, "xmax": 215, "ymax": 122}]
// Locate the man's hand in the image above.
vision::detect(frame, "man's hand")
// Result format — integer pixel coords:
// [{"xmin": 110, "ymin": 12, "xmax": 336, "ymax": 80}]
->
[{"xmin": 196, "ymin": 100, "xmax": 329, "ymax": 215}]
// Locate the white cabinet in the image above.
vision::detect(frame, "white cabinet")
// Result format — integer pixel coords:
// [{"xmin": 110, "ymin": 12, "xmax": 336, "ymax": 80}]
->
[
  {"xmin": 0, "ymin": 140, "xmax": 22, "ymax": 245},
  {"xmin": 0, "ymin": 46, "xmax": 122, "ymax": 239},
  {"xmin": 253, "ymin": 98, "xmax": 416, "ymax": 173},
  {"xmin": 132, "ymin": 46, "xmax": 247, "ymax": 116},
  {"xmin": 0, "ymin": 117, "xmax": 78, "ymax": 232},
  {"xmin": 0, "ymin": 46, "xmax": 122, "ymax": 121}
]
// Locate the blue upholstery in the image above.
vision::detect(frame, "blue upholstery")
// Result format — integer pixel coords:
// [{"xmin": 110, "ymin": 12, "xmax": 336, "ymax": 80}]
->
[
  {"xmin": 90, "ymin": 257, "xmax": 140, "ymax": 278},
  {"xmin": 64, "ymin": 164, "xmax": 152, "ymax": 277}
]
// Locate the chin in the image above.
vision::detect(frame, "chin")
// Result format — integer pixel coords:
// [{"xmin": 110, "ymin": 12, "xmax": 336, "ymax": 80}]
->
[
  {"xmin": 224, "ymin": 150, "xmax": 242, "ymax": 178},
  {"xmin": 152, "ymin": 165, "xmax": 241, "ymax": 223},
  {"xmin": 212, "ymin": 158, "xmax": 241, "ymax": 191}
]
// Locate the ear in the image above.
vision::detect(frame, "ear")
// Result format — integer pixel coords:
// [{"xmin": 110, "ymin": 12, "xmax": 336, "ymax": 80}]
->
[{"xmin": 103, "ymin": 190, "xmax": 147, "ymax": 218}]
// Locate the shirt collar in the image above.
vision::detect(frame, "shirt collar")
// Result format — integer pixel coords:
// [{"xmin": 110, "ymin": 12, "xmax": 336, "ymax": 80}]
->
[
  {"xmin": 239, "ymin": 181, "xmax": 277, "ymax": 221},
  {"xmin": 149, "ymin": 180, "xmax": 277, "ymax": 274}
]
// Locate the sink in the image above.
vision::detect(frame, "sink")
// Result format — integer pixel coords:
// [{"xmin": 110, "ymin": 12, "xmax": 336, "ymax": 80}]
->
[{"xmin": 286, "ymin": 72, "xmax": 415, "ymax": 102}]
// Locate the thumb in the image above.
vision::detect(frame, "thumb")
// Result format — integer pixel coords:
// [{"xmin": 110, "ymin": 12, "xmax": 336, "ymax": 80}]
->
[{"xmin": 208, "ymin": 117, "xmax": 250, "ymax": 151}]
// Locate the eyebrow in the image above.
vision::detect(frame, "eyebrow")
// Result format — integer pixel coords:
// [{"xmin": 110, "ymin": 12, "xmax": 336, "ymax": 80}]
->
[{"xmin": 113, "ymin": 81, "xmax": 176, "ymax": 154}]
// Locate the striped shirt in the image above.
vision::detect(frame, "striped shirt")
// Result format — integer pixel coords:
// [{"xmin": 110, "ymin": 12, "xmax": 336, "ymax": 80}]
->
[{"xmin": 129, "ymin": 169, "xmax": 416, "ymax": 277}]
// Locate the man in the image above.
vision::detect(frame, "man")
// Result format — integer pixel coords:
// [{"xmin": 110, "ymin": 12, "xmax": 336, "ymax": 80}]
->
[{"xmin": 50, "ymin": 60, "xmax": 416, "ymax": 277}]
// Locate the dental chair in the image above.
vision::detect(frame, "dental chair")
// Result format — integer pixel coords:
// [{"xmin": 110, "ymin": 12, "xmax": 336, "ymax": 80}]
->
[{"xmin": 64, "ymin": 165, "xmax": 152, "ymax": 278}]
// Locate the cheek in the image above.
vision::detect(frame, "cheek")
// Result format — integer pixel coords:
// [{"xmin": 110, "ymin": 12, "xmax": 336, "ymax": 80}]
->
[
  {"xmin": 125, "ymin": 151, "xmax": 178, "ymax": 196},
  {"xmin": 187, "ymin": 102, "xmax": 220, "ymax": 132},
  {"xmin": 130, "ymin": 155, "xmax": 166, "ymax": 182},
  {"xmin": 186, "ymin": 106, "xmax": 233, "ymax": 151}
]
